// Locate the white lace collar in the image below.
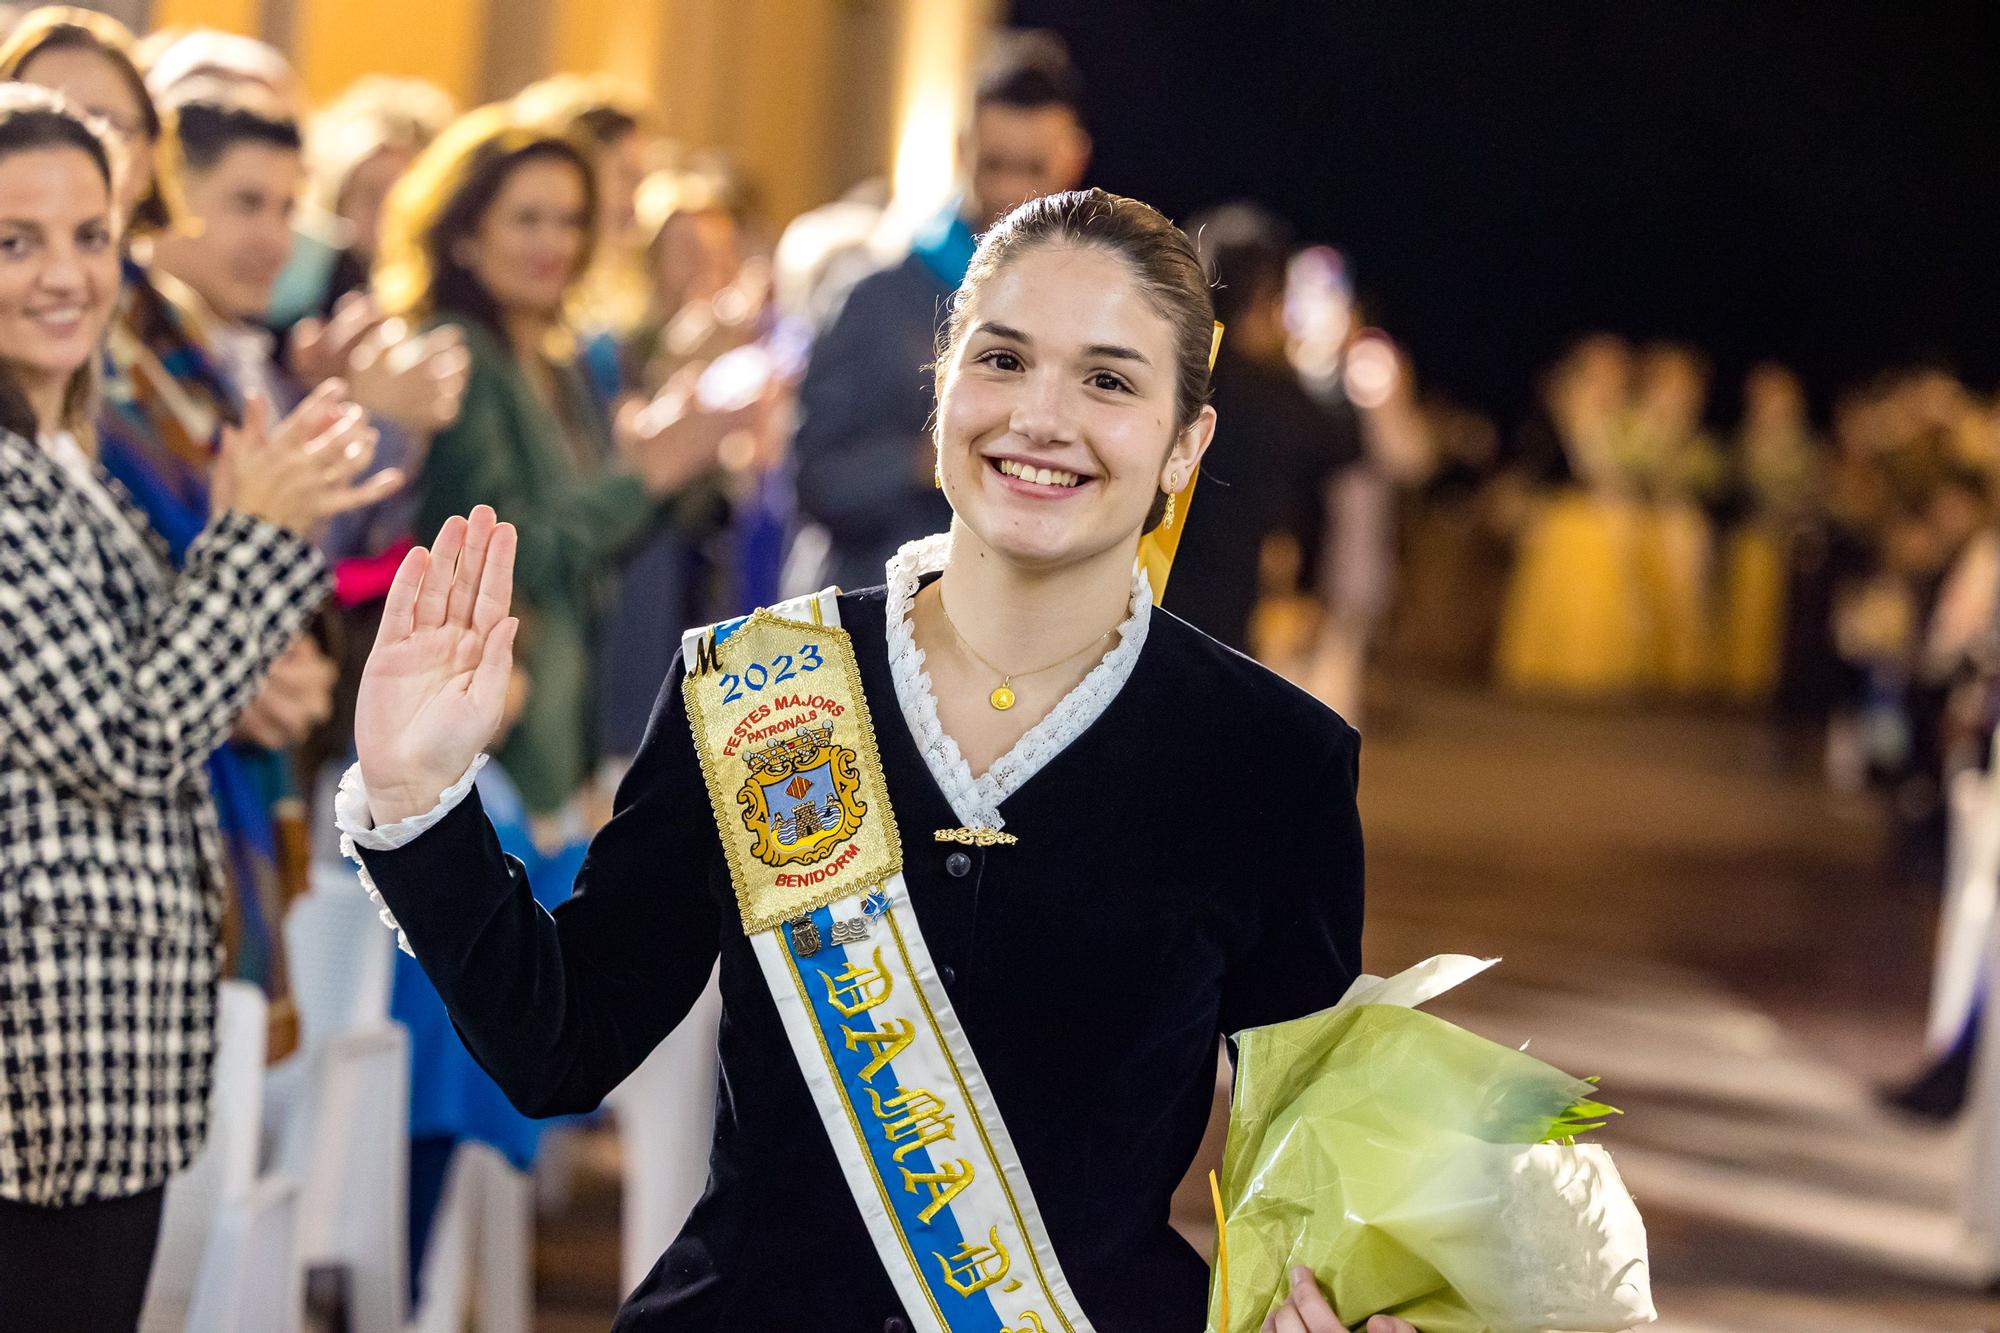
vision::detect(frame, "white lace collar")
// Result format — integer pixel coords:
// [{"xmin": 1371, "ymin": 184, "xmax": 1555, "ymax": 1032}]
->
[{"xmin": 883, "ymin": 531, "xmax": 1152, "ymax": 830}]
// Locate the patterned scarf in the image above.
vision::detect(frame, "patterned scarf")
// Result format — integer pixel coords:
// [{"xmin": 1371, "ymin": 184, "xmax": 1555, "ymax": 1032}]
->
[{"xmin": 98, "ymin": 260, "xmax": 306, "ymax": 1059}]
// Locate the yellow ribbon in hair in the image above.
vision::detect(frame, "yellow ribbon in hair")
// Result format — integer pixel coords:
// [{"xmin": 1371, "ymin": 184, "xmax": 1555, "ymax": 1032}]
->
[{"xmin": 1136, "ymin": 319, "xmax": 1224, "ymax": 605}]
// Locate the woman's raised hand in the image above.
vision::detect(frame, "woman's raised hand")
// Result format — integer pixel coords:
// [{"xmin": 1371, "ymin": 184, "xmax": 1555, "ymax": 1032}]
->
[
  {"xmin": 211, "ymin": 381, "xmax": 403, "ymax": 536},
  {"xmin": 1261, "ymin": 1266, "xmax": 1417, "ymax": 1333},
  {"xmin": 354, "ymin": 506, "xmax": 519, "ymax": 826}
]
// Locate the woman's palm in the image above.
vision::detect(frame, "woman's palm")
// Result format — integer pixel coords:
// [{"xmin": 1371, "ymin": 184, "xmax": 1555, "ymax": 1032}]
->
[{"xmin": 355, "ymin": 507, "xmax": 520, "ymax": 823}]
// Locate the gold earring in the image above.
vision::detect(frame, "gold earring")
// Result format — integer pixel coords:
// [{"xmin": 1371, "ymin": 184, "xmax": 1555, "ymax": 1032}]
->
[
  {"xmin": 933, "ymin": 459, "xmax": 944, "ymax": 489},
  {"xmin": 1161, "ymin": 489, "xmax": 1177, "ymax": 529}
]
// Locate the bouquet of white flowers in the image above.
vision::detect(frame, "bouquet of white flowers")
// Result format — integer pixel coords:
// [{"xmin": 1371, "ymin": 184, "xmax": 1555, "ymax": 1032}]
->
[{"xmin": 1208, "ymin": 956, "xmax": 1657, "ymax": 1333}]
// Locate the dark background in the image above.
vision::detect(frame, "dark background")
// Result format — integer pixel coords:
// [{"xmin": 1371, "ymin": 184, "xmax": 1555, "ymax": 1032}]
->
[{"xmin": 1007, "ymin": 1, "xmax": 2000, "ymax": 427}]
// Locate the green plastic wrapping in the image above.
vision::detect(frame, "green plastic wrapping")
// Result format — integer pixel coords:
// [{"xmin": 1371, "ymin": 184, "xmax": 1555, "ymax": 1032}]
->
[{"xmin": 1207, "ymin": 958, "xmax": 1657, "ymax": 1333}]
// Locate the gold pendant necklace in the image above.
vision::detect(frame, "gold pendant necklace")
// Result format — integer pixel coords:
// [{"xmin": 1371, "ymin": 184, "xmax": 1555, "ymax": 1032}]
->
[{"xmin": 932, "ymin": 584, "xmax": 1117, "ymax": 711}]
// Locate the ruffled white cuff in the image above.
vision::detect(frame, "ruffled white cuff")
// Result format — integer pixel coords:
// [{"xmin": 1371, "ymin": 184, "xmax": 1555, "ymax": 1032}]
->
[{"xmin": 333, "ymin": 755, "xmax": 487, "ymax": 956}]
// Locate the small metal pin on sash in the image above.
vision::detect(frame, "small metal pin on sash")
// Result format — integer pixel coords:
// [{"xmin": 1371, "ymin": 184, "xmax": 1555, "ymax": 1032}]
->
[
  {"xmin": 791, "ymin": 892, "xmax": 883, "ymax": 959},
  {"xmin": 787, "ymin": 916, "xmax": 822, "ymax": 957}
]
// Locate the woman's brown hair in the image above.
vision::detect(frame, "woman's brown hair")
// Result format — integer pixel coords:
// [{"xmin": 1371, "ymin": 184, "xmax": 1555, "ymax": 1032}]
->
[
  {"xmin": 0, "ymin": 8, "xmax": 172, "ymax": 233},
  {"xmin": 374, "ymin": 102, "xmax": 599, "ymax": 344}
]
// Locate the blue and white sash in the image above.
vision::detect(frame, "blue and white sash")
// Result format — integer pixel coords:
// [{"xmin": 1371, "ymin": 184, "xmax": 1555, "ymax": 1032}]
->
[{"xmin": 681, "ymin": 591, "xmax": 1095, "ymax": 1333}]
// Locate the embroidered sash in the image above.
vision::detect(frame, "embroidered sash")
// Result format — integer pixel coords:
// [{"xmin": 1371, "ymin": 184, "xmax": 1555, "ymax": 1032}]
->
[{"xmin": 681, "ymin": 592, "xmax": 1095, "ymax": 1333}]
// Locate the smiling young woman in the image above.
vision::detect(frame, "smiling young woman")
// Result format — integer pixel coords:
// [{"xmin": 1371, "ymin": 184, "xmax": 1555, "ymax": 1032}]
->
[{"xmin": 342, "ymin": 189, "xmax": 1404, "ymax": 1332}]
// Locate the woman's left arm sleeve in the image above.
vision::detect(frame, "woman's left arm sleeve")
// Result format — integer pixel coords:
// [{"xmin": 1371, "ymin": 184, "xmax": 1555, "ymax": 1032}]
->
[
  {"xmin": 0, "ymin": 502, "xmax": 328, "ymax": 806},
  {"xmin": 351, "ymin": 656, "xmax": 724, "ymax": 1117},
  {"xmin": 1217, "ymin": 722, "xmax": 1366, "ymax": 1036}
]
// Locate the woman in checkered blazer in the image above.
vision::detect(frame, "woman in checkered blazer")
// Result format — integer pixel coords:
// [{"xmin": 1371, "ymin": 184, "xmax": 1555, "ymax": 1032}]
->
[{"xmin": 0, "ymin": 87, "xmax": 399, "ymax": 1329}]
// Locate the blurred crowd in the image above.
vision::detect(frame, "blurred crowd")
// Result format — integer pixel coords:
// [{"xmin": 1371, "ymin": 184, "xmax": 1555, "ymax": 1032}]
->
[
  {"xmin": 1384, "ymin": 341, "xmax": 2000, "ymax": 1119},
  {"xmin": 0, "ymin": 6, "xmax": 833, "ymax": 1317},
  {"xmin": 0, "ymin": 0, "xmax": 1989, "ymax": 1320},
  {"xmin": 1400, "ymin": 336, "xmax": 2000, "ymax": 864}
]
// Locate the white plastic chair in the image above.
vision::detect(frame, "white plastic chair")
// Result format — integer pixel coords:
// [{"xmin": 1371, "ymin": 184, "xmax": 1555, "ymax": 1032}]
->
[
  {"xmin": 607, "ymin": 966, "xmax": 722, "ymax": 1296},
  {"xmin": 262, "ymin": 864, "xmax": 392, "ymax": 1169},
  {"xmin": 1930, "ymin": 739, "xmax": 2000, "ymax": 1058},
  {"xmin": 275, "ymin": 1019, "xmax": 408, "ymax": 1333},
  {"xmin": 185, "ymin": 1174, "xmax": 303, "ymax": 1333},
  {"xmin": 272, "ymin": 872, "xmax": 408, "ymax": 1333},
  {"xmin": 408, "ymin": 1142, "xmax": 532, "ymax": 1333},
  {"xmin": 143, "ymin": 980, "xmax": 294, "ymax": 1333},
  {"xmin": 1969, "ymin": 842, "xmax": 2000, "ymax": 1278},
  {"xmin": 294, "ymin": 863, "xmax": 396, "ymax": 1037}
]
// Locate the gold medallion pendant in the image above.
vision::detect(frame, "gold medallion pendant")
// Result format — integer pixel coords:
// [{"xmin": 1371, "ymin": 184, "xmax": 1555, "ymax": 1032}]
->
[{"xmin": 933, "ymin": 582, "xmax": 1114, "ymax": 715}]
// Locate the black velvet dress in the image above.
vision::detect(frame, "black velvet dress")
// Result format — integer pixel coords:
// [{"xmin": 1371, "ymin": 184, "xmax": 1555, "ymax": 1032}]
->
[{"xmin": 356, "ymin": 585, "xmax": 1365, "ymax": 1332}]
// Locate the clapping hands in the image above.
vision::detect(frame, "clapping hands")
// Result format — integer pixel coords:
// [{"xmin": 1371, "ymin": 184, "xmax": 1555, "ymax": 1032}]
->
[
  {"xmin": 287, "ymin": 291, "xmax": 383, "ymax": 385},
  {"xmin": 345, "ymin": 319, "xmax": 471, "ymax": 436},
  {"xmin": 613, "ymin": 366, "xmax": 756, "ymax": 498},
  {"xmin": 210, "ymin": 381, "xmax": 401, "ymax": 537},
  {"xmin": 289, "ymin": 291, "xmax": 472, "ymax": 437},
  {"xmin": 232, "ymin": 636, "xmax": 336, "ymax": 750}
]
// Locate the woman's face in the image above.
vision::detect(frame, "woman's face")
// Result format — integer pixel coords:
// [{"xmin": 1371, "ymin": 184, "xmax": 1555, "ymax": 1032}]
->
[
  {"xmin": 460, "ymin": 154, "xmax": 588, "ymax": 319},
  {"xmin": 0, "ymin": 146, "xmax": 118, "ymax": 416},
  {"xmin": 16, "ymin": 46, "xmax": 154, "ymax": 223},
  {"xmin": 1553, "ymin": 339, "xmax": 1630, "ymax": 427},
  {"xmin": 1637, "ymin": 351, "xmax": 1707, "ymax": 436},
  {"xmin": 336, "ymin": 142, "xmax": 415, "ymax": 262},
  {"xmin": 936, "ymin": 243, "xmax": 1213, "ymax": 572}
]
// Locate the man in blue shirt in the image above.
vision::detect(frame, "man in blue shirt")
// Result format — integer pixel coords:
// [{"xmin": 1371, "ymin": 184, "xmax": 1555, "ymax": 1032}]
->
[{"xmin": 791, "ymin": 30, "xmax": 1091, "ymax": 591}]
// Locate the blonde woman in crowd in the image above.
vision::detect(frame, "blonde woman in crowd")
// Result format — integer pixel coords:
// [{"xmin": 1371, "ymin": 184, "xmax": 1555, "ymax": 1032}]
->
[
  {"xmin": 628, "ymin": 170, "xmax": 754, "ymax": 387},
  {"xmin": 373, "ymin": 102, "xmax": 739, "ymax": 830},
  {"xmin": 597, "ymin": 167, "xmax": 789, "ymax": 768},
  {"xmin": 274, "ymin": 74, "xmax": 457, "ymax": 330},
  {"xmin": 1627, "ymin": 341, "xmax": 1723, "ymax": 692},
  {"xmin": 139, "ymin": 25, "xmax": 301, "ymax": 114},
  {"xmin": 1495, "ymin": 333, "xmax": 1653, "ymax": 694},
  {"xmin": 515, "ymin": 71, "xmax": 653, "ymax": 395},
  {"xmin": 0, "ymin": 7, "xmax": 170, "ymax": 231}
]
